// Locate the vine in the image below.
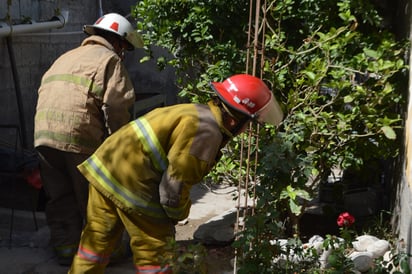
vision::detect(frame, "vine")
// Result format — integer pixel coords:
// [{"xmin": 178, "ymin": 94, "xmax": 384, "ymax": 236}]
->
[{"xmin": 133, "ymin": 0, "xmax": 408, "ymax": 271}]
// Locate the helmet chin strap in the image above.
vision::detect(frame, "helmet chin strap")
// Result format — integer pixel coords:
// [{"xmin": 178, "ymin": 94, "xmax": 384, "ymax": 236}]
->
[
  {"xmin": 118, "ymin": 48, "xmax": 125, "ymax": 61},
  {"xmin": 113, "ymin": 39, "xmax": 126, "ymax": 61},
  {"xmin": 220, "ymin": 101, "xmax": 251, "ymax": 136},
  {"xmin": 230, "ymin": 117, "xmax": 250, "ymax": 136},
  {"xmin": 95, "ymin": 29, "xmax": 126, "ymax": 61}
]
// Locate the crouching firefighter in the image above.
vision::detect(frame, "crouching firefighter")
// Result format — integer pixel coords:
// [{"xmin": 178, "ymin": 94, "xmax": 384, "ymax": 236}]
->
[{"xmin": 68, "ymin": 74, "xmax": 284, "ymax": 273}]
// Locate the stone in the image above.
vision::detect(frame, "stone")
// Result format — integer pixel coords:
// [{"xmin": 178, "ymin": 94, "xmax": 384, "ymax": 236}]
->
[
  {"xmin": 319, "ymin": 248, "xmax": 333, "ymax": 269},
  {"xmin": 352, "ymin": 234, "xmax": 380, "ymax": 251},
  {"xmin": 193, "ymin": 208, "xmax": 237, "ymax": 245},
  {"xmin": 308, "ymin": 235, "xmax": 324, "ymax": 244},
  {"xmin": 177, "ymin": 218, "xmax": 189, "ymax": 226},
  {"xmin": 367, "ymin": 239, "xmax": 390, "ymax": 258},
  {"xmin": 349, "ymin": 251, "xmax": 374, "ymax": 272}
]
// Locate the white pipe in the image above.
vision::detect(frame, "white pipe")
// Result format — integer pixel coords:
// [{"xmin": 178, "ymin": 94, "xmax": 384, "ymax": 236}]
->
[
  {"xmin": 14, "ymin": 31, "xmax": 83, "ymax": 37},
  {"xmin": 0, "ymin": 13, "xmax": 67, "ymax": 38},
  {"xmin": 98, "ymin": 0, "xmax": 104, "ymax": 17}
]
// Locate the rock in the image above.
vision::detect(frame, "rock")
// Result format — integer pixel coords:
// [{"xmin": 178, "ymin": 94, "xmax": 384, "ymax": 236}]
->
[
  {"xmin": 349, "ymin": 251, "xmax": 374, "ymax": 272},
  {"xmin": 367, "ymin": 239, "xmax": 390, "ymax": 258},
  {"xmin": 352, "ymin": 235, "xmax": 380, "ymax": 251},
  {"xmin": 319, "ymin": 248, "xmax": 332, "ymax": 269},
  {"xmin": 177, "ymin": 218, "xmax": 189, "ymax": 225},
  {"xmin": 193, "ymin": 208, "xmax": 237, "ymax": 245},
  {"xmin": 311, "ymin": 241, "xmax": 324, "ymax": 254},
  {"xmin": 270, "ymin": 239, "xmax": 288, "ymax": 247},
  {"xmin": 308, "ymin": 235, "xmax": 324, "ymax": 244},
  {"xmin": 383, "ymin": 250, "xmax": 392, "ymax": 261},
  {"xmin": 303, "ymin": 235, "xmax": 324, "ymax": 255}
]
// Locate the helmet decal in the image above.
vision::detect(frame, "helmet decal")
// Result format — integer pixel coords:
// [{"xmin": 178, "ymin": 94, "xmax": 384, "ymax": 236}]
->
[
  {"xmin": 110, "ymin": 22, "xmax": 119, "ymax": 32},
  {"xmin": 95, "ymin": 17, "xmax": 104, "ymax": 24},
  {"xmin": 242, "ymin": 98, "xmax": 256, "ymax": 109},
  {"xmin": 227, "ymin": 78, "xmax": 239, "ymax": 92},
  {"xmin": 233, "ymin": 96, "xmax": 241, "ymax": 104}
]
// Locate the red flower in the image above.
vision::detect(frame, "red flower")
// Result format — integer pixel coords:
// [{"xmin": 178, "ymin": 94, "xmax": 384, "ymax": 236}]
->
[{"xmin": 337, "ymin": 212, "xmax": 355, "ymax": 227}]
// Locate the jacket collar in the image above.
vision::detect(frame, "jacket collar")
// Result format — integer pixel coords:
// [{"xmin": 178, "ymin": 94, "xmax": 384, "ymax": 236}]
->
[
  {"xmin": 207, "ymin": 100, "xmax": 233, "ymax": 139},
  {"xmin": 81, "ymin": 35, "xmax": 115, "ymax": 51}
]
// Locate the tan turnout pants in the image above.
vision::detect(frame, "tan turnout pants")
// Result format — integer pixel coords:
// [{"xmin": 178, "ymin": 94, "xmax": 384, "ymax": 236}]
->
[
  {"xmin": 37, "ymin": 146, "xmax": 89, "ymax": 263},
  {"xmin": 69, "ymin": 185, "xmax": 175, "ymax": 274}
]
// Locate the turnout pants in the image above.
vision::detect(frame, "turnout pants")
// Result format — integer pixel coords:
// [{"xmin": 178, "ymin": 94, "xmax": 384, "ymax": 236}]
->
[
  {"xmin": 69, "ymin": 185, "xmax": 175, "ymax": 274},
  {"xmin": 37, "ymin": 146, "xmax": 89, "ymax": 263}
]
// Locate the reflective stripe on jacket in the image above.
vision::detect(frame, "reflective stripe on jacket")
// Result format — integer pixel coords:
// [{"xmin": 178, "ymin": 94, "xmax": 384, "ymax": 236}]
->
[
  {"xmin": 34, "ymin": 35, "xmax": 135, "ymax": 154},
  {"xmin": 77, "ymin": 102, "xmax": 225, "ymax": 221}
]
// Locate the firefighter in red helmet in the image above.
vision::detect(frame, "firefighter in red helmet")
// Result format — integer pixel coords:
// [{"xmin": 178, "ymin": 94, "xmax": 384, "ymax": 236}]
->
[{"xmin": 69, "ymin": 74, "xmax": 283, "ymax": 273}]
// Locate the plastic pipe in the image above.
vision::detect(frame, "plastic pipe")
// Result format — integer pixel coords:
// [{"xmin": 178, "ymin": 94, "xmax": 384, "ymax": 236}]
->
[{"xmin": 0, "ymin": 13, "xmax": 67, "ymax": 38}]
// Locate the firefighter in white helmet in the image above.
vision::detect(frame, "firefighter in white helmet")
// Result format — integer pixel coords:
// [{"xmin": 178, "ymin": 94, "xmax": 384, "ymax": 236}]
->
[
  {"xmin": 69, "ymin": 74, "xmax": 283, "ymax": 273},
  {"xmin": 34, "ymin": 13, "xmax": 143, "ymax": 265}
]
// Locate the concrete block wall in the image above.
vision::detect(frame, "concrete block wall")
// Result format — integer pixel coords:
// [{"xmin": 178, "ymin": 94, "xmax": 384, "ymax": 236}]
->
[{"xmin": 0, "ymin": 0, "xmax": 177, "ymax": 149}]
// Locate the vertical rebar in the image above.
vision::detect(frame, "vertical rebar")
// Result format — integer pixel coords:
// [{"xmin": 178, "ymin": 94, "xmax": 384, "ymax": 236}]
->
[{"xmin": 233, "ymin": 0, "xmax": 269, "ymax": 272}]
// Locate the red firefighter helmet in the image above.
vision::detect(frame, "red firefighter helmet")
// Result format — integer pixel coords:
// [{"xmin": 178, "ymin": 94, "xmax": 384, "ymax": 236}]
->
[
  {"xmin": 83, "ymin": 13, "xmax": 143, "ymax": 50},
  {"xmin": 210, "ymin": 74, "xmax": 284, "ymax": 126}
]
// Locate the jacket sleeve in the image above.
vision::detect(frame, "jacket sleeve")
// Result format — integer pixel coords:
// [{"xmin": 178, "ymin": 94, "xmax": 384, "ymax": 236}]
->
[
  {"xmin": 102, "ymin": 58, "xmax": 135, "ymax": 135},
  {"xmin": 159, "ymin": 172, "xmax": 192, "ymax": 221},
  {"xmin": 159, "ymin": 155, "xmax": 216, "ymax": 221},
  {"xmin": 159, "ymin": 125, "xmax": 222, "ymax": 221}
]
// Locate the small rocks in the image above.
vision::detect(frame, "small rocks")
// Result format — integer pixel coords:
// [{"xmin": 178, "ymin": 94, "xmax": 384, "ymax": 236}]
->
[
  {"xmin": 271, "ymin": 234, "xmax": 391, "ymax": 272},
  {"xmin": 177, "ymin": 218, "xmax": 189, "ymax": 226}
]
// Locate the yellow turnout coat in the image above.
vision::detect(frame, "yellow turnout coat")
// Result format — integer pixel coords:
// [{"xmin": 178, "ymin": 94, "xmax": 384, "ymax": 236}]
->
[{"xmin": 70, "ymin": 101, "xmax": 231, "ymax": 272}]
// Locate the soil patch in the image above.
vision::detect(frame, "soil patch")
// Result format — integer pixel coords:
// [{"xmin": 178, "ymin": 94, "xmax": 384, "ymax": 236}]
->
[{"xmin": 176, "ymin": 214, "xmax": 235, "ymax": 273}]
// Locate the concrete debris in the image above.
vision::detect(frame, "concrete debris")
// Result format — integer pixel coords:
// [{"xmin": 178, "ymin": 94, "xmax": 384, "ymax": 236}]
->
[
  {"xmin": 271, "ymin": 234, "xmax": 391, "ymax": 273},
  {"xmin": 193, "ymin": 208, "xmax": 237, "ymax": 245}
]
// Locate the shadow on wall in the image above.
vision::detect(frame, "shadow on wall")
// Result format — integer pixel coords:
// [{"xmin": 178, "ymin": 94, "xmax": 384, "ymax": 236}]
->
[
  {"xmin": 125, "ymin": 45, "xmax": 179, "ymax": 109},
  {"xmin": 104, "ymin": 0, "xmax": 180, "ymax": 108}
]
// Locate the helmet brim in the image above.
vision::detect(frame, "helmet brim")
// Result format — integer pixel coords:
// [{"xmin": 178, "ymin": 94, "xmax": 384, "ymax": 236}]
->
[
  {"xmin": 125, "ymin": 31, "xmax": 144, "ymax": 49},
  {"xmin": 83, "ymin": 25, "xmax": 144, "ymax": 50},
  {"xmin": 83, "ymin": 24, "xmax": 97, "ymax": 35}
]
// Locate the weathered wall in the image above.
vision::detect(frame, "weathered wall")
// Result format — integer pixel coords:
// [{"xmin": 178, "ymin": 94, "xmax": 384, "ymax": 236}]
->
[
  {"xmin": 395, "ymin": 0, "xmax": 412, "ymax": 259},
  {"xmin": 382, "ymin": 0, "xmax": 412, "ymax": 266},
  {"xmin": 0, "ymin": 0, "xmax": 177, "ymax": 149}
]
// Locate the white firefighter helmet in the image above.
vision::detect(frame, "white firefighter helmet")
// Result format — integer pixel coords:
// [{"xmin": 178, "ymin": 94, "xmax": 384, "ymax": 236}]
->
[{"xmin": 83, "ymin": 13, "xmax": 143, "ymax": 50}]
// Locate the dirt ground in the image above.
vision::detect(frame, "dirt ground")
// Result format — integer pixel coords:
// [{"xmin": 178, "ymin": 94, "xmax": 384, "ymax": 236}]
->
[
  {"xmin": 174, "ymin": 182, "xmax": 237, "ymax": 274},
  {"xmin": 175, "ymin": 217, "xmax": 235, "ymax": 274},
  {"xmin": 0, "ymin": 179, "xmax": 236, "ymax": 274}
]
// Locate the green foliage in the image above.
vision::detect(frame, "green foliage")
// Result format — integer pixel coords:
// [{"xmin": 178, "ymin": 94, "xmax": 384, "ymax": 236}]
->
[
  {"xmin": 255, "ymin": 0, "xmax": 407, "ymax": 226},
  {"xmin": 321, "ymin": 235, "xmax": 355, "ymax": 273},
  {"xmin": 234, "ymin": 212, "xmax": 411, "ymax": 273},
  {"xmin": 133, "ymin": 0, "xmax": 250, "ymax": 102},
  {"xmin": 133, "ymin": 0, "xmax": 408, "ymax": 272},
  {"xmin": 160, "ymin": 238, "xmax": 208, "ymax": 274},
  {"xmin": 374, "ymin": 250, "xmax": 412, "ymax": 274}
]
